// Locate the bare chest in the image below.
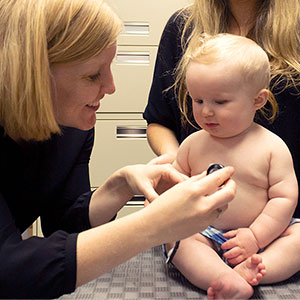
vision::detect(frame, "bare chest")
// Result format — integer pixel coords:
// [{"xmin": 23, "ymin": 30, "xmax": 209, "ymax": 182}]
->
[{"xmin": 188, "ymin": 134, "xmax": 271, "ymax": 229}]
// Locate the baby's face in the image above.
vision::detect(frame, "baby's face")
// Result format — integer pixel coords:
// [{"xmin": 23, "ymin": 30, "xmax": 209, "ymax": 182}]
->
[{"xmin": 186, "ymin": 61, "xmax": 258, "ymax": 138}]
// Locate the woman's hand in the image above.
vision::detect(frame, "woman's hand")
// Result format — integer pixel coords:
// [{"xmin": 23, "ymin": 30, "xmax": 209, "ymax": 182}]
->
[
  {"xmin": 78, "ymin": 166, "xmax": 235, "ymax": 287},
  {"xmin": 140, "ymin": 166, "xmax": 236, "ymax": 244},
  {"xmin": 148, "ymin": 153, "xmax": 177, "ymax": 165},
  {"xmin": 89, "ymin": 163, "xmax": 187, "ymax": 227},
  {"xmin": 121, "ymin": 164, "xmax": 188, "ymax": 203}
]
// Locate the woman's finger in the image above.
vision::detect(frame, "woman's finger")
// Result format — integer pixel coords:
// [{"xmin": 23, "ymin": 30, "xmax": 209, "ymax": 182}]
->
[
  {"xmin": 204, "ymin": 177, "xmax": 236, "ymax": 210},
  {"xmin": 147, "ymin": 153, "xmax": 176, "ymax": 165},
  {"xmin": 161, "ymin": 164, "xmax": 189, "ymax": 183},
  {"xmin": 138, "ymin": 180, "xmax": 159, "ymax": 202},
  {"xmin": 192, "ymin": 166, "xmax": 234, "ymax": 194},
  {"xmin": 147, "ymin": 164, "xmax": 189, "ymax": 197}
]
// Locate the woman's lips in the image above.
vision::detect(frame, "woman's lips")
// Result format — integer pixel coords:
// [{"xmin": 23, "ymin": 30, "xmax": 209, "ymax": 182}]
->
[{"xmin": 86, "ymin": 103, "xmax": 100, "ymax": 111}]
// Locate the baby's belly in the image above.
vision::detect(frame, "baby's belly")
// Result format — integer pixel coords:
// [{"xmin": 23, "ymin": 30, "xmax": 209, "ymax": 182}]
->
[{"xmin": 212, "ymin": 189, "xmax": 268, "ymax": 230}]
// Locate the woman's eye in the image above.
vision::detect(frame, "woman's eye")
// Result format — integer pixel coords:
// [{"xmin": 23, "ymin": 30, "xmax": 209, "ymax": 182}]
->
[{"xmin": 88, "ymin": 72, "xmax": 101, "ymax": 81}]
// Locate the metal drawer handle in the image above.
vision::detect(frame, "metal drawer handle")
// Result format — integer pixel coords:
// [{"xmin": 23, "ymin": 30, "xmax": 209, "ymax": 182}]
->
[
  {"xmin": 127, "ymin": 195, "xmax": 145, "ymax": 206},
  {"xmin": 116, "ymin": 126, "xmax": 147, "ymax": 139},
  {"xmin": 122, "ymin": 22, "xmax": 149, "ymax": 36},
  {"xmin": 116, "ymin": 52, "xmax": 150, "ymax": 64}
]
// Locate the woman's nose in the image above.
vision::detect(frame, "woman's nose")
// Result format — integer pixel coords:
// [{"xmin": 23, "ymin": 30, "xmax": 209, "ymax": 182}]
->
[{"xmin": 103, "ymin": 70, "xmax": 116, "ymax": 95}]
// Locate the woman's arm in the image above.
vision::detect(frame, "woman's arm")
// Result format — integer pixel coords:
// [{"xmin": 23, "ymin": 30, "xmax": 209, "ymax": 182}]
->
[
  {"xmin": 41, "ymin": 128, "xmax": 95, "ymax": 236},
  {"xmin": 76, "ymin": 166, "xmax": 235, "ymax": 286},
  {"xmin": 144, "ymin": 11, "xmax": 195, "ymax": 159},
  {"xmin": 0, "ymin": 193, "xmax": 79, "ymax": 298},
  {"xmin": 77, "ymin": 165, "xmax": 235, "ymax": 286},
  {"xmin": 146, "ymin": 123, "xmax": 179, "ymax": 163},
  {"xmin": 88, "ymin": 164, "xmax": 187, "ymax": 227}
]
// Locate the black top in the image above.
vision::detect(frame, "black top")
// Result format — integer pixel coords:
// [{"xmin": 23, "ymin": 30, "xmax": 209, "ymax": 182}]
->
[
  {"xmin": 0, "ymin": 126, "xmax": 94, "ymax": 298},
  {"xmin": 143, "ymin": 11, "xmax": 300, "ymax": 217}
]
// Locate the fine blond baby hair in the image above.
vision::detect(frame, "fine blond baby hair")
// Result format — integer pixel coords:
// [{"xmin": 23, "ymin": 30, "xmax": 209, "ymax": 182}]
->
[{"xmin": 180, "ymin": 0, "xmax": 300, "ymax": 89}]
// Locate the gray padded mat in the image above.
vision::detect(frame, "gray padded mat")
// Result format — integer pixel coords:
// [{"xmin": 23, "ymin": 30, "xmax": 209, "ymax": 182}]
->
[{"xmin": 60, "ymin": 246, "xmax": 300, "ymax": 299}]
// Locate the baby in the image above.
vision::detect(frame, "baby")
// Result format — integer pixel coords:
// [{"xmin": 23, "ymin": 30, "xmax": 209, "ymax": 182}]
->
[{"xmin": 166, "ymin": 34, "xmax": 299, "ymax": 300}]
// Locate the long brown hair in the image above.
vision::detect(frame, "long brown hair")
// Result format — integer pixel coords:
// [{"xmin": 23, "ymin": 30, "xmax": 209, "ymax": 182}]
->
[{"xmin": 181, "ymin": 0, "xmax": 300, "ymax": 90}]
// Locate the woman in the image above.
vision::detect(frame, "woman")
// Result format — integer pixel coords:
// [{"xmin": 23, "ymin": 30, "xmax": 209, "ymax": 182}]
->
[
  {"xmin": 143, "ymin": 0, "xmax": 300, "ymax": 215},
  {"xmin": 0, "ymin": 0, "xmax": 236, "ymax": 298}
]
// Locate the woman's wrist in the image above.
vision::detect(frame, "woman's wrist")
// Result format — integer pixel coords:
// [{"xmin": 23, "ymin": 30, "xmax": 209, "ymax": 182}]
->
[
  {"xmin": 100, "ymin": 166, "xmax": 136, "ymax": 201},
  {"xmin": 89, "ymin": 168, "xmax": 134, "ymax": 227}
]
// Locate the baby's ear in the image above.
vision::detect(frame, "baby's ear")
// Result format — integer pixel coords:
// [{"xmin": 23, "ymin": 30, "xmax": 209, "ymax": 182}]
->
[{"xmin": 254, "ymin": 89, "xmax": 269, "ymax": 110}]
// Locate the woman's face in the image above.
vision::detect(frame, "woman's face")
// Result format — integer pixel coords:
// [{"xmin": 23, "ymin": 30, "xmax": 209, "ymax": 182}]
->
[{"xmin": 50, "ymin": 43, "xmax": 117, "ymax": 130}]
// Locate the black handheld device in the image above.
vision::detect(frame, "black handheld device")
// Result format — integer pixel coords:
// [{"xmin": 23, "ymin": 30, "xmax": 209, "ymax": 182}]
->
[{"xmin": 207, "ymin": 163, "xmax": 225, "ymax": 175}]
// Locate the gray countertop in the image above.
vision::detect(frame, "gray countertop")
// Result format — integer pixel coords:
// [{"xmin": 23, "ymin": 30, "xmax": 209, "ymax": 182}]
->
[{"xmin": 60, "ymin": 246, "xmax": 300, "ymax": 299}]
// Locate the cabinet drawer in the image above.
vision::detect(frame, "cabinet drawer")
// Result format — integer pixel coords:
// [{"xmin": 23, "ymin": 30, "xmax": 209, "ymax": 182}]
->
[
  {"xmin": 117, "ymin": 203, "xmax": 144, "ymax": 219},
  {"xmin": 90, "ymin": 117, "xmax": 155, "ymax": 187},
  {"xmin": 99, "ymin": 46, "xmax": 157, "ymax": 113},
  {"xmin": 107, "ymin": 0, "xmax": 191, "ymax": 45}
]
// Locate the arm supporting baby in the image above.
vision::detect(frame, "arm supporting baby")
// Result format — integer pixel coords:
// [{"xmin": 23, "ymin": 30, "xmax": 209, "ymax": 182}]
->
[{"xmin": 146, "ymin": 123, "xmax": 179, "ymax": 165}]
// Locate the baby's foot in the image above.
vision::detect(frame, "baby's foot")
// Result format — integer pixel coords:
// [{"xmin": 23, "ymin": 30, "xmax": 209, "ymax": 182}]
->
[
  {"xmin": 234, "ymin": 254, "xmax": 266, "ymax": 286},
  {"xmin": 207, "ymin": 272, "xmax": 253, "ymax": 300}
]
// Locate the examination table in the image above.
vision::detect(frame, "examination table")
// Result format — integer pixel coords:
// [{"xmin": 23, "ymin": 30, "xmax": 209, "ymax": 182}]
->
[{"xmin": 60, "ymin": 246, "xmax": 300, "ymax": 299}]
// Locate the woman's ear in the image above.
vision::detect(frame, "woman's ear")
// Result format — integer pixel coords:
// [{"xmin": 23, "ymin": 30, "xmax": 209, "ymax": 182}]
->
[{"xmin": 254, "ymin": 89, "xmax": 269, "ymax": 110}]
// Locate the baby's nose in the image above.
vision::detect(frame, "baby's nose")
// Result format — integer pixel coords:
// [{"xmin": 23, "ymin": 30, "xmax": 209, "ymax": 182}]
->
[{"xmin": 202, "ymin": 105, "xmax": 214, "ymax": 116}]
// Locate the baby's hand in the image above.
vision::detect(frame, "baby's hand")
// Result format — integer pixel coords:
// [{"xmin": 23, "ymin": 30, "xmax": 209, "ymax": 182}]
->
[{"xmin": 221, "ymin": 228, "xmax": 260, "ymax": 266}]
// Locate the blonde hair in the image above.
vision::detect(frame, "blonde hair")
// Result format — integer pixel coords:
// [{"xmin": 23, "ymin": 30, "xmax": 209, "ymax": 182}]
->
[
  {"xmin": 0, "ymin": 0, "xmax": 122, "ymax": 141},
  {"xmin": 180, "ymin": 0, "xmax": 300, "ymax": 90},
  {"xmin": 176, "ymin": 34, "xmax": 278, "ymax": 128}
]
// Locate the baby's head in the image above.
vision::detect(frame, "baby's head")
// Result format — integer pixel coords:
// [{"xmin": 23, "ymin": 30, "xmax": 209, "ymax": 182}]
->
[
  {"xmin": 176, "ymin": 34, "xmax": 278, "ymax": 131},
  {"xmin": 188, "ymin": 34, "xmax": 270, "ymax": 92}
]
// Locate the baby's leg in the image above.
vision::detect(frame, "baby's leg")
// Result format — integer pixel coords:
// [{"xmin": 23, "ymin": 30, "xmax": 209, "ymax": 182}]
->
[
  {"xmin": 207, "ymin": 255, "xmax": 266, "ymax": 300},
  {"xmin": 207, "ymin": 274, "xmax": 253, "ymax": 300},
  {"xmin": 258, "ymin": 223, "xmax": 300, "ymax": 284},
  {"xmin": 171, "ymin": 233, "xmax": 253, "ymax": 299}
]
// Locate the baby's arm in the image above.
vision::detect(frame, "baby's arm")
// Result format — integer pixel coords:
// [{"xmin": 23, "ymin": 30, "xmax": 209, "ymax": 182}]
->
[
  {"xmin": 222, "ymin": 138, "xmax": 298, "ymax": 265},
  {"xmin": 172, "ymin": 135, "xmax": 192, "ymax": 176},
  {"xmin": 248, "ymin": 140, "xmax": 298, "ymax": 248}
]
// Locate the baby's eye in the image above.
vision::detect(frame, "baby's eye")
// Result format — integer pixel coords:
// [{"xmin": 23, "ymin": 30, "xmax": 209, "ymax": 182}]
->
[
  {"xmin": 88, "ymin": 72, "xmax": 101, "ymax": 81},
  {"xmin": 215, "ymin": 100, "xmax": 228, "ymax": 105},
  {"xmin": 194, "ymin": 99, "xmax": 203, "ymax": 104}
]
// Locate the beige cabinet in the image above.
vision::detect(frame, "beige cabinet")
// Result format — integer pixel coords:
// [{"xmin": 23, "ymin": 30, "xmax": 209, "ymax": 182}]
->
[
  {"xmin": 90, "ymin": 0, "xmax": 191, "ymax": 217},
  {"xmin": 99, "ymin": 46, "xmax": 158, "ymax": 113},
  {"xmin": 90, "ymin": 114, "xmax": 155, "ymax": 188},
  {"xmin": 107, "ymin": 0, "xmax": 191, "ymax": 46}
]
